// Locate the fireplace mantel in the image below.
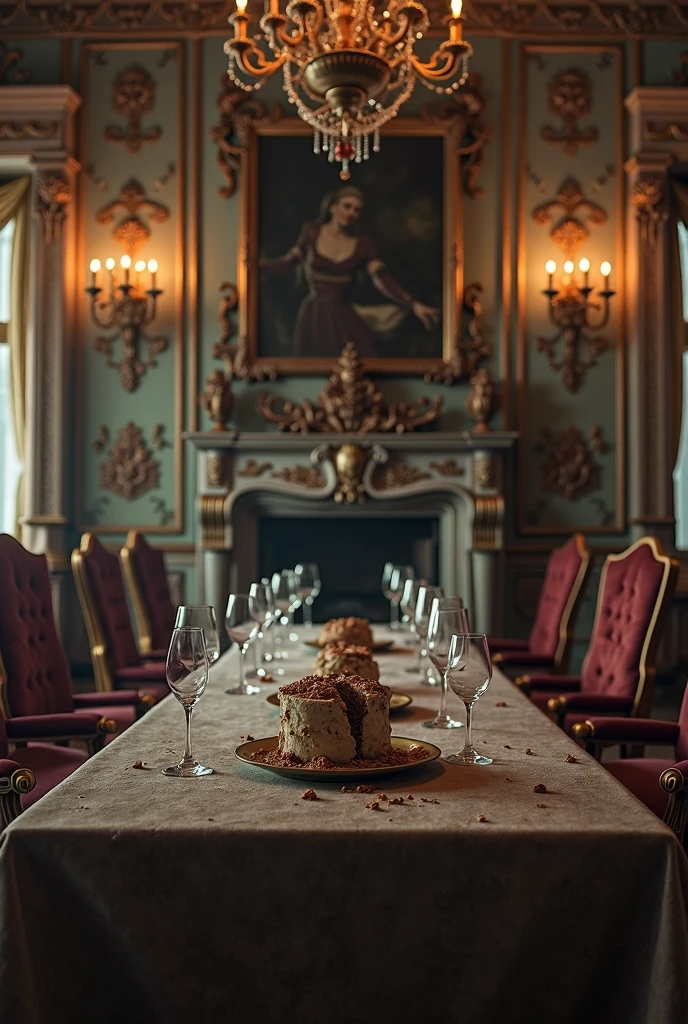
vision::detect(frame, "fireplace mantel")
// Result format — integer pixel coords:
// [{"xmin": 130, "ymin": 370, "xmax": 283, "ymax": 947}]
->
[{"xmin": 184, "ymin": 430, "xmax": 517, "ymax": 636}]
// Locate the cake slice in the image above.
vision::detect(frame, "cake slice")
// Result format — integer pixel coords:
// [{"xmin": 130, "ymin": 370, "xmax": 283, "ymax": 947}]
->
[
  {"xmin": 314, "ymin": 642, "xmax": 380, "ymax": 681},
  {"xmin": 318, "ymin": 617, "xmax": 374, "ymax": 647},
  {"xmin": 278, "ymin": 673, "xmax": 391, "ymax": 764}
]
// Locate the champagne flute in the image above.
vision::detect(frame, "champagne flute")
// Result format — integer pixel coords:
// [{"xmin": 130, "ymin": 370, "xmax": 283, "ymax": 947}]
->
[
  {"xmin": 401, "ymin": 578, "xmax": 421, "ymax": 669},
  {"xmin": 163, "ymin": 626, "xmax": 213, "ymax": 777},
  {"xmin": 388, "ymin": 565, "xmax": 414, "ymax": 632},
  {"xmin": 295, "ymin": 562, "xmax": 321, "ymax": 628},
  {"xmin": 174, "ymin": 606, "xmax": 220, "ymax": 664},
  {"xmin": 423, "ymin": 599, "xmax": 469, "ymax": 729},
  {"xmin": 225, "ymin": 593, "xmax": 260, "ymax": 695},
  {"xmin": 414, "ymin": 585, "xmax": 443, "ymax": 681},
  {"xmin": 382, "ymin": 562, "xmax": 399, "ymax": 630},
  {"xmin": 248, "ymin": 583, "xmax": 271, "ymax": 678},
  {"xmin": 260, "ymin": 577, "xmax": 284, "ymax": 675},
  {"xmin": 445, "ymin": 633, "xmax": 493, "ymax": 765},
  {"xmin": 286, "ymin": 570, "xmax": 302, "ymax": 642}
]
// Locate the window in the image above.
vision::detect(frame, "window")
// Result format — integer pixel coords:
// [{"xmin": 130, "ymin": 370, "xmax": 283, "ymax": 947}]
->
[
  {"xmin": 0, "ymin": 218, "xmax": 21, "ymax": 535},
  {"xmin": 678, "ymin": 221, "xmax": 688, "ymax": 323}
]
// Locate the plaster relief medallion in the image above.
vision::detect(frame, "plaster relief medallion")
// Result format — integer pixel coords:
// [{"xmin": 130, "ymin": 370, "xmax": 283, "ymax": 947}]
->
[
  {"xmin": 98, "ymin": 422, "xmax": 160, "ymax": 500},
  {"xmin": 96, "ymin": 178, "xmax": 169, "ymax": 257},
  {"xmin": 374, "ymin": 461, "xmax": 431, "ymax": 490},
  {"xmin": 630, "ymin": 175, "xmax": 668, "ymax": 249},
  {"xmin": 237, "ymin": 459, "xmax": 273, "ymax": 478},
  {"xmin": 271, "ymin": 465, "xmax": 326, "ymax": 488},
  {"xmin": 532, "ymin": 178, "xmax": 607, "ymax": 259},
  {"xmin": 105, "ymin": 65, "xmax": 162, "ymax": 155},
  {"xmin": 206, "ymin": 454, "xmax": 226, "ymax": 488},
  {"xmin": 475, "ymin": 456, "xmax": 496, "ymax": 489},
  {"xmin": 541, "ymin": 69, "xmax": 598, "ymax": 158},
  {"xmin": 429, "ymin": 458, "xmax": 465, "ymax": 477},
  {"xmin": 36, "ymin": 174, "xmax": 72, "ymax": 244},
  {"xmin": 537, "ymin": 424, "xmax": 607, "ymax": 501}
]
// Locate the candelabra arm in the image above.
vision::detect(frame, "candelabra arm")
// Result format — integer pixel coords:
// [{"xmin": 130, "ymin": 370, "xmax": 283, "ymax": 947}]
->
[
  {"xmin": 229, "ymin": 45, "xmax": 287, "ymax": 80},
  {"xmin": 87, "ymin": 290, "xmax": 118, "ymax": 331},
  {"xmin": 411, "ymin": 43, "xmax": 469, "ymax": 82},
  {"xmin": 366, "ymin": 12, "xmax": 411, "ymax": 51},
  {"xmin": 144, "ymin": 290, "xmax": 161, "ymax": 327},
  {"xmin": 584, "ymin": 293, "xmax": 613, "ymax": 332}
]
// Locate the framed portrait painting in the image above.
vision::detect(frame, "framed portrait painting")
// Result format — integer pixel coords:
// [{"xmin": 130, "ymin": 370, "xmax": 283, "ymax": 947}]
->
[{"xmin": 238, "ymin": 117, "xmax": 465, "ymax": 376}]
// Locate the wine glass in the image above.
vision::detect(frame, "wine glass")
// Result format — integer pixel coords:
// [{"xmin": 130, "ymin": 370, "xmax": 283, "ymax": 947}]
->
[
  {"xmin": 163, "ymin": 626, "xmax": 213, "ymax": 777},
  {"xmin": 388, "ymin": 564, "xmax": 414, "ymax": 632},
  {"xmin": 224, "ymin": 593, "xmax": 260, "ymax": 695},
  {"xmin": 174, "ymin": 606, "xmax": 220, "ymax": 664},
  {"xmin": 423, "ymin": 599, "xmax": 469, "ymax": 729},
  {"xmin": 248, "ymin": 583, "xmax": 272, "ymax": 678},
  {"xmin": 272, "ymin": 570, "xmax": 296, "ymax": 656},
  {"xmin": 295, "ymin": 562, "xmax": 321, "ymax": 628},
  {"xmin": 445, "ymin": 633, "xmax": 493, "ymax": 765},
  {"xmin": 286, "ymin": 569, "xmax": 302, "ymax": 642},
  {"xmin": 414, "ymin": 585, "xmax": 443, "ymax": 681},
  {"xmin": 382, "ymin": 562, "xmax": 399, "ymax": 630}
]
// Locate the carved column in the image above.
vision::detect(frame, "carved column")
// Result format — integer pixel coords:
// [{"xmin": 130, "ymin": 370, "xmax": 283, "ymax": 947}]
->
[
  {"xmin": 198, "ymin": 447, "xmax": 233, "ymax": 650},
  {"xmin": 471, "ymin": 450, "xmax": 504, "ymax": 636}
]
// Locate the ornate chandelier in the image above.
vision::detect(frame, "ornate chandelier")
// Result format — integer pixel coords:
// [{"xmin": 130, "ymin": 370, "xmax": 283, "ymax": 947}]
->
[{"xmin": 224, "ymin": 0, "xmax": 472, "ymax": 179}]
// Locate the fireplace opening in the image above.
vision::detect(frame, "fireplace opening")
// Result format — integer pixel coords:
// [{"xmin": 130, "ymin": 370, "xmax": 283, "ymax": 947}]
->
[{"xmin": 259, "ymin": 515, "xmax": 439, "ymax": 622}]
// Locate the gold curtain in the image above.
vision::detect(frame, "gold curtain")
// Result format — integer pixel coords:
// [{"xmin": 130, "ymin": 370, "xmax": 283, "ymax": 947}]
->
[{"xmin": 0, "ymin": 176, "xmax": 31, "ymax": 522}]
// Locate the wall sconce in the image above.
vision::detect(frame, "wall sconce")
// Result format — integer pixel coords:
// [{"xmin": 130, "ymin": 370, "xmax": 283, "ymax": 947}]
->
[
  {"xmin": 86, "ymin": 255, "xmax": 167, "ymax": 392},
  {"xmin": 536, "ymin": 258, "xmax": 615, "ymax": 393}
]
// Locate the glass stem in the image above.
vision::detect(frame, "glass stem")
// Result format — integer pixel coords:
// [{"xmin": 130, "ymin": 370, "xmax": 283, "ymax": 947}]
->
[
  {"xmin": 238, "ymin": 644, "xmax": 245, "ymax": 688},
  {"xmin": 390, "ymin": 600, "xmax": 396, "ymax": 630},
  {"xmin": 183, "ymin": 705, "xmax": 194, "ymax": 764},
  {"xmin": 439, "ymin": 670, "xmax": 449, "ymax": 718},
  {"xmin": 304, "ymin": 600, "xmax": 313, "ymax": 627},
  {"xmin": 464, "ymin": 700, "xmax": 474, "ymax": 751},
  {"xmin": 268, "ymin": 622, "xmax": 275, "ymax": 660}
]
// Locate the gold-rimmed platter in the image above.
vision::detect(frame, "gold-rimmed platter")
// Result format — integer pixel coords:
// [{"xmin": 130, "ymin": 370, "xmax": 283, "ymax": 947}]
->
[
  {"xmin": 265, "ymin": 690, "xmax": 412, "ymax": 712},
  {"xmin": 302, "ymin": 638, "xmax": 395, "ymax": 652},
  {"xmin": 234, "ymin": 736, "xmax": 441, "ymax": 782}
]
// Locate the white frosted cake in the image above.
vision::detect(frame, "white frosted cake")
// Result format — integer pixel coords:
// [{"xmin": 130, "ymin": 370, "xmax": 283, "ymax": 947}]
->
[
  {"xmin": 278, "ymin": 674, "xmax": 392, "ymax": 764},
  {"xmin": 318, "ymin": 617, "xmax": 374, "ymax": 648},
  {"xmin": 314, "ymin": 642, "xmax": 380, "ymax": 681}
]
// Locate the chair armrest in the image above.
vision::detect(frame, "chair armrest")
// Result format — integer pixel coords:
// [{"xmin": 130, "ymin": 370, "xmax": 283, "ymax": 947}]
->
[
  {"xmin": 488, "ymin": 637, "xmax": 529, "ymax": 652},
  {"xmin": 144, "ymin": 649, "xmax": 168, "ymax": 663},
  {"xmin": 548, "ymin": 693, "xmax": 634, "ymax": 729},
  {"xmin": 6, "ymin": 714, "xmax": 116, "ymax": 752},
  {"xmin": 494, "ymin": 652, "xmax": 556, "ymax": 669},
  {"xmin": 0, "ymin": 759, "xmax": 36, "ymax": 827},
  {"xmin": 660, "ymin": 760, "xmax": 688, "ymax": 851},
  {"xmin": 514, "ymin": 674, "xmax": 580, "ymax": 697},
  {"xmin": 572, "ymin": 717, "xmax": 679, "ymax": 746},
  {"xmin": 73, "ymin": 690, "xmax": 144, "ymax": 709}
]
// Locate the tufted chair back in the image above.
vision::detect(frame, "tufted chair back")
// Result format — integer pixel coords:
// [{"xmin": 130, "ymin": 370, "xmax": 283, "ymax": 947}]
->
[
  {"xmin": 528, "ymin": 534, "xmax": 590, "ymax": 667},
  {"xmin": 0, "ymin": 535, "xmax": 74, "ymax": 717},
  {"xmin": 580, "ymin": 538, "xmax": 678, "ymax": 717},
  {"xmin": 121, "ymin": 531, "xmax": 176, "ymax": 655},
  {"xmin": 72, "ymin": 534, "xmax": 141, "ymax": 692}
]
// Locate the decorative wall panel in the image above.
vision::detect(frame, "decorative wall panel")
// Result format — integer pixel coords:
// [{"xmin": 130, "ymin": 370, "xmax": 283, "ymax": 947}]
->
[
  {"xmin": 517, "ymin": 44, "xmax": 624, "ymax": 535},
  {"xmin": 77, "ymin": 41, "xmax": 185, "ymax": 533}
]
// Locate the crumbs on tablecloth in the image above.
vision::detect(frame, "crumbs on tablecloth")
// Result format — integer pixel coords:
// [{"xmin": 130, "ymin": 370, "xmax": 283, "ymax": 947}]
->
[
  {"xmin": 565, "ymin": 754, "xmax": 578, "ymax": 763},
  {"xmin": 301, "ymin": 789, "xmax": 318, "ymax": 801},
  {"xmin": 421, "ymin": 797, "xmax": 440, "ymax": 804},
  {"xmin": 525, "ymin": 748, "xmax": 535, "ymax": 755},
  {"xmin": 357, "ymin": 784, "xmax": 375, "ymax": 793},
  {"xmin": 263, "ymin": 674, "xmax": 274, "ymax": 682},
  {"xmin": 240, "ymin": 734, "xmax": 254, "ymax": 742},
  {"xmin": 389, "ymin": 797, "xmax": 404, "ymax": 805},
  {"xmin": 208, "ymin": 818, "xmax": 215, "ymax": 821},
  {"xmin": 477, "ymin": 815, "xmax": 488, "ymax": 822},
  {"xmin": 365, "ymin": 801, "xmax": 382, "ymax": 811},
  {"xmin": 504, "ymin": 744, "xmax": 512, "ymax": 749},
  {"xmin": 533, "ymin": 783, "xmax": 547, "ymax": 794},
  {"xmin": 496, "ymin": 701, "xmax": 508, "ymax": 707},
  {"xmin": 377, "ymin": 793, "xmax": 388, "ymax": 800},
  {"xmin": 505, "ymin": 777, "xmax": 512, "ymax": 782},
  {"xmin": 406, "ymin": 794, "xmax": 414, "ymax": 800},
  {"xmin": 536, "ymin": 803, "xmax": 547, "ymax": 808},
  {"xmin": 128, "ymin": 760, "xmax": 151, "ymax": 770}
]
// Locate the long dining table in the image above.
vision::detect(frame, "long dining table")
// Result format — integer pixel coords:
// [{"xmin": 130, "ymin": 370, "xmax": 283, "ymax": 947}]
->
[{"xmin": 1, "ymin": 628, "xmax": 687, "ymax": 1024}]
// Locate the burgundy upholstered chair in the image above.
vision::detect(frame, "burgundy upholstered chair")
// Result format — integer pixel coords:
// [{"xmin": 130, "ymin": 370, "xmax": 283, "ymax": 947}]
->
[
  {"xmin": 516, "ymin": 537, "xmax": 679, "ymax": 732},
  {"xmin": 572, "ymin": 684, "xmax": 688, "ymax": 849},
  {"xmin": 120, "ymin": 530, "xmax": 176, "ymax": 657},
  {"xmin": 72, "ymin": 533, "xmax": 169, "ymax": 702},
  {"xmin": 491, "ymin": 534, "xmax": 590, "ymax": 674},
  {"xmin": 0, "ymin": 534, "xmax": 146, "ymax": 741}
]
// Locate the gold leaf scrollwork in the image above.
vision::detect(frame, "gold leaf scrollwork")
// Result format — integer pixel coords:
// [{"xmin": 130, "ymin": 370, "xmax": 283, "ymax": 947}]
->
[
  {"xmin": 422, "ymin": 73, "xmax": 491, "ymax": 198},
  {"xmin": 258, "ymin": 342, "xmax": 442, "ymax": 433},
  {"xmin": 374, "ymin": 461, "xmax": 432, "ymax": 490},
  {"xmin": 429, "ymin": 459, "xmax": 465, "ymax": 477},
  {"xmin": 271, "ymin": 465, "xmax": 327, "ymax": 488},
  {"xmin": 540, "ymin": 69, "xmax": 598, "ymax": 157},
  {"xmin": 95, "ymin": 178, "xmax": 169, "ymax": 256},
  {"xmin": 424, "ymin": 282, "xmax": 490, "ymax": 384},
  {"xmin": 105, "ymin": 65, "xmax": 161, "ymax": 155},
  {"xmin": 237, "ymin": 459, "xmax": 273, "ymax": 478},
  {"xmin": 98, "ymin": 422, "xmax": 160, "ymax": 500},
  {"xmin": 210, "ymin": 78, "xmax": 281, "ymax": 200},
  {"xmin": 532, "ymin": 177, "xmax": 607, "ymax": 259},
  {"xmin": 212, "ymin": 281, "xmax": 277, "ymax": 382},
  {"xmin": 537, "ymin": 424, "xmax": 608, "ymax": 501},
  {"xmin": 630, "ymin": 174, "xmax": 668, "ymax": 250},
  {"xmin": 0, "ymin": 121, "xmax": 57, "ymax": 140}
]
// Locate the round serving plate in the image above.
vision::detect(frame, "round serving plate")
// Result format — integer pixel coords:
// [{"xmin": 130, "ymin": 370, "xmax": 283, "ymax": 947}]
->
[
  {"xmin": 234, "ymin": 736, "xmax": 441, "ymax": 782},
  {"xmin": 302, "ymin": 638, "xmax": 394, "ymax": 653},
  {"xmin": 265, "ymin": 690, "xmax": 413, "ymax": 712}
]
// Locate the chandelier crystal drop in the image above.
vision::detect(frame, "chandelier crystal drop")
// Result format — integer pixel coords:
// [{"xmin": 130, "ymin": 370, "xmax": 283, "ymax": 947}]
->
[{"xmin": 224, "ymin": 0, "xmax": 472, "ymax": 179}]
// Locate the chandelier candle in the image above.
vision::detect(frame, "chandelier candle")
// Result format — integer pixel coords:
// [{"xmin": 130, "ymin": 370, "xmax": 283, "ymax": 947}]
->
[{"xmin": 224, "ymin": 0, "xmax": 472, "ymax": 180}]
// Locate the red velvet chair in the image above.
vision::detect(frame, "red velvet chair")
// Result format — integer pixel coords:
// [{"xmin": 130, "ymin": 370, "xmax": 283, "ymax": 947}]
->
[
  {"xmin": 120, "ymin": 530, "xmax": 176, "ymax": 657},
  {"xmin": 572, "ymin": 685, "xmax": 688, "ymax": 849},
  {"xmin": 516, "ymin": 537, "xmax": 679, "ymax": 732},
  {"xmin": 491, "ymin": 534, "xmax": 590, "ymax": 674},
  {"xmin": 72, "ymin": 534, "xmax": 169, "ymax": 702},
  {"xmin": 0, "ymin": 534, "xmax": 148, "ymax": 741}
]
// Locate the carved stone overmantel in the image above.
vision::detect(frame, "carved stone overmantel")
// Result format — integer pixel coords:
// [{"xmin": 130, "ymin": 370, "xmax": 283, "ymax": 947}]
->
[
  {"xmin": 0, "ymin": 85, "xmax": 81, "ymax": 635},
  {"xmin": 185, "ymin": 430, "xmax": 517, "ymax": 638},
  {"xmin": 625, "ymin": 87, "xmax": 683, "ymax": 550}
]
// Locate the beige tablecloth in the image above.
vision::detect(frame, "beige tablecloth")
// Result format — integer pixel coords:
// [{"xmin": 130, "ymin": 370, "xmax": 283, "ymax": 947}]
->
[{"xmin": 1, "ymin": 629, "xmax": 687, "ymax": 1024}]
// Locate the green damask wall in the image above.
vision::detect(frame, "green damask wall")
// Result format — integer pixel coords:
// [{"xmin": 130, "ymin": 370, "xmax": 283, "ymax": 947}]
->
[{"xmin": 3, "ymin": 30, "xmax": 686, "ymax": 643}]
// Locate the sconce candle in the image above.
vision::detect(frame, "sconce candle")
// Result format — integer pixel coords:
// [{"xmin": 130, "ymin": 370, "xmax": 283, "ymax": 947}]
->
[
  {"xmin": 545, "ymin": 260, "xmax": 556, "ymax": 292},
  {"xmin": 449, "ymin": 0, "xmax": 463, "ymax": 41},
  {"xmin": 89, "ymin": 259, "xmax": 101, "ymax": 288},
  {"xmin": 579, "ymin": 257, "xmax": 590, "ymax": 289},
  {"xmin": 600, "ymin": 261, "xmax": 612, "ymax": 290},
  {"xmin": 120, "ymin": 254, "xmax": 131, "ymax": 286},
  {"xmin": 148, "ymin": 259, "xmax": 158, "ymax": 291}
]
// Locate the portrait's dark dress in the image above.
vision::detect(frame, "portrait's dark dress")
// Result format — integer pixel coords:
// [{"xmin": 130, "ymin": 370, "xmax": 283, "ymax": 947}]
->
[{"xmin": 261, "ymin": 222, "xmax": 414, "ymax": 358}]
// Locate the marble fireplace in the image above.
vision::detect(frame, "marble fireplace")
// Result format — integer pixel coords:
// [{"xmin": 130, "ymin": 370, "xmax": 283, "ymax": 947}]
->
[{"xmin": 186, "ymin": 430, "xmax": 516, "ymax": 640}]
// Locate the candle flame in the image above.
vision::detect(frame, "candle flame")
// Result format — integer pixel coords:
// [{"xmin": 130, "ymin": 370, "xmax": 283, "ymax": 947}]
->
[
  {"xmin": 134, "ymin": 260, "xmax": 146, "ymax": 272},
  {"xmin": 148, "ymin": 259, "xmax": 159, "ymax": 273},
  {"xmin": 600, "ymin": 261, "xmax": 611, "ymax": 277},
  {"xmin": 450, "ymin": 0, "xmax": 462, "ymax": 16},
  {"xmin": 120, "ymin": 255, "xmax": 132, "ymax": 269},
  {"xmin": 579, "ymin": 257, "xmax": 590, "ymax": 273},
  {"xmin": 89, "ymin": 259, "xmax": 101, "ymax": 273},
  {"xmin": 105, "ymin": 257, "xmax": 116, "ymax": 271},
  {"xmin": 236, "ymin": 0, "xmax": 248, "ymax": 11},
  {"xmin": 563, "ymin": 260, "xmax": 574, "ymax": 274},
  {"xmin": 545, "ymin": 260, "xmax": 556, "ymax": 275}
]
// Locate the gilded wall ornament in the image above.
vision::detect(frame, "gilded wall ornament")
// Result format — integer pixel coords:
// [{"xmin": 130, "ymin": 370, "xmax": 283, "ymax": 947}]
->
[
  {"xmin": 149, "ymin": 495, "xmax": 174, "ymax": 525},
  {"xmin": 594, "ymin": 3, "xmax": 665, "ymax": 33},
  {"xmin": 333, "ymin": 443, "xmax": 368, "ymax": 504},
  {"xmin": 257, "ymin": 342, "xmax": 442, "ymax": 434},
  {"xmin": 25, "ymin": 3, "xmax": 98, "ymax": 31},
  {"xmin": 422, "ymin": 74, "xmax": 491, "ymax": 198},
  {"xmin": 0, "ymin": 42, "xmax": 29, "ymax": 83},
  {"xmin": 95, "ymin": 178, "xmax": 169, "ymax": 256},
  {"xmin": 532, "ymin": 178, "xmax": 607, "ymax": 259},
  {"xmin": 206, "ymin": 454, "xmax": 226, "ymax": 488},
  {"xmin": 98, "ymin": 422, "xmax": 160, "ymax": 500},
  {"xmin": 631, "ymin": 175, "xmax": 668, "ymax": 249},
  {"xmin": 475, "ymin": 456, "xmax": 496, "ymax": 488},
  {"xmin": 424, "ymin": 282, "xmax": 489, "ymax": 384},
  {"xmin": 537, "ymin": 424, "xmax": 607, "ymax": 501},
  {"xmin": 429, "ymin": 459, "xmax": 465, "ymax": 477},
  {"xmin": 541, "ymin": 70, "xmax": 598, "ymax": 158},
  {"xmin": 645, "ymin": 122, "xmax": 688, "ymax": 142},
  {"xmin": 105, "ymin": 65, "xmax": 161, "ymax": 155},
  {"xmin": 465, "ymin": 367, "xmax": 500, "ymax": 433},
  {"xmin": 213, "ymin": 281, "xmax": 277, "ymax": 382},
  {"xmin": 271, "ymin": 465, "xmax": 327, "ymax": 488},
  {"xmin": 374, "ymin": 462, "xmax": 432, "ymax": 490},
  {"xmin": 160, "ymin": 1, "xmax": 228, "ymax": 30},
  {"xmin": 211, "ymin": 78, "xmax": 281, "ymax": 200},
  {"xmin": 200, "ymin": 369, "xmax": 234, "ymax": 432},
  {"xmin": 36, "ymin": 174, "xmax": 71, "ymax": 244},
  {"xmin": 0, "ymin": 121, "xmax": 57, "ymax": 140},
  {"xmin": 92, "ymin": 425, "xmax": 109, "ymax": 454},
  {"xmin": 237, "ymin": 459, "xmax": 273, "ymax": 478}
]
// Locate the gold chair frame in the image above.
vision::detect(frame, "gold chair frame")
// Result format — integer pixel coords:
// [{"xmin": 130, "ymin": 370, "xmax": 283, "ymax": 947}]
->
[
  {"xmin": 71, "ymin": 533, "xmax": 118, "ymax": 693},
  {"xmin": 120, "ymin": 530, "xmax": 155, "ymax": 657}
]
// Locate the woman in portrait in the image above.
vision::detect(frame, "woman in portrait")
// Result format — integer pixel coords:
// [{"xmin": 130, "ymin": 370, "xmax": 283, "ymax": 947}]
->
[{"xmin": 260, "ymin": 185, "xmax": 438, "ymax": 358}]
